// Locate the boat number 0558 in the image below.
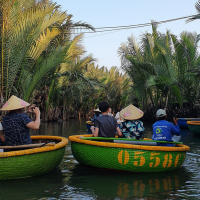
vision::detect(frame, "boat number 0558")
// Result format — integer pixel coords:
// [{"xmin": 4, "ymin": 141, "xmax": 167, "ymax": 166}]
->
[{"xmin": 118, "ymin": 150, "xmax": 185, "ymax": 168}]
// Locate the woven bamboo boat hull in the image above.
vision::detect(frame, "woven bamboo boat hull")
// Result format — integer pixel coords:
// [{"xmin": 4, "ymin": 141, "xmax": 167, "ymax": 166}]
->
[
  {"xmin": 187, "ymin": 121, "xmax": 200, "ymax": 135},
  {"xmin": 69, "ymin": 135, "xmax": 190, "ymax": 173},
  {"xmin": 0, "ymin": 135, "xmax": 68, "ymax": 180},
  {"xmin": 178, "ymin": 118, "xmax": 200, "ymax": 129}
]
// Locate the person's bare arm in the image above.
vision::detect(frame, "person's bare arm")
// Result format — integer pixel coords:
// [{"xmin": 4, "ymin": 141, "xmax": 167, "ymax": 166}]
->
[
  {"xmin": 90, "ymin": 126, "xmax": 99, "ymax": 137},
  {"xmin": 0, "ymin": 134, "xmax": 5, "ymax": 143},
  {"xmin": 173, "ymin": 117, "xmax": 178, "ymax": 125},
  {"xmin": 92, "ymin": 127, "xmax": 99, "ymax": 137},
  {"xmin": 26, "ymin": 107, "xmax": 41, "ymax": 130},
  {"xmin": 116, "ymin": 127, "xmax": 122, "ymax": 137}
]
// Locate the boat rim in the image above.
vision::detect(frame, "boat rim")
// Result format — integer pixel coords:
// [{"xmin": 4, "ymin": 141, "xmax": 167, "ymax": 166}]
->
[
  {"xmin": 178, "ymin": 118, "xmax": 200, "ymax": 121},
  {"xmin": 86, "ymin": 121, "xmax": 93, "ymax": 125},
  {"xmin": 187, "ymin": 121, "xmax": 200, "ymax": 125},
  {"xmin": 69, "ymin": 135, "xmax": 190, "ymax": 152},
  {"xmin": 0, "ymin": 135, "xmax": 68, "ymax": 158}
]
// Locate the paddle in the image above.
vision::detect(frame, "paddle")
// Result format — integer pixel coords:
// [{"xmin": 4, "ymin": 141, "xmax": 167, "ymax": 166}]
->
[
  {"xmin": 81, "ymin": 137, "xmax": 183, "ymax": 144},
  {"xmin": 0, "ymin": 142, "xmax": 55, "ymax": 149}
]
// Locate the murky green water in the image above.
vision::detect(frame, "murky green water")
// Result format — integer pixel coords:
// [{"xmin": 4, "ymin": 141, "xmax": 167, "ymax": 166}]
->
[{"xmin": 0, "ymin": 118, "xmax": 200, "ymax": 200}]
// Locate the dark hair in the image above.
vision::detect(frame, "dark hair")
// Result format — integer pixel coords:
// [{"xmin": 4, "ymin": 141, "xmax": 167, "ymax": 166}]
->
[
  {"xmin": 99, "ymin": 101, "xmax": 109, "ymax": 112},
  {"xmin": 157, "ymin": 116, "xmax": 166, "ymax": 121}
]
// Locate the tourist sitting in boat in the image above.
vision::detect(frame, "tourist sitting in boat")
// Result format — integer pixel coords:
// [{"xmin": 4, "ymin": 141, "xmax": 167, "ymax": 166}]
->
[
  {"xmin": 90, "ymin": 101, "xmax": 122, "ymax": 137},
  {"xmin": 119, "ymin": 105, "xmax": 145, "ymax": 139},
  {"xmin": 0, "ymin": 95, "xmax": 41, "ymax": 146},
  {"xmin": 89, "ymin": 108, "xmax": 102, "ymax": 122},
  {"xmin": 152, "ymin": 109, "xmax": 181, "ymax": 146}
]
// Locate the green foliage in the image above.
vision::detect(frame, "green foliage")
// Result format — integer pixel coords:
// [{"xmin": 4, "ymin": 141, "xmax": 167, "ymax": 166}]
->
[
  {"xmin": 118, "ymin": 24, "xmax": 200, "ymax": 111},
  {"xmin": 0, "ymin": 0, "xmax": 94, "ymax": 103}
]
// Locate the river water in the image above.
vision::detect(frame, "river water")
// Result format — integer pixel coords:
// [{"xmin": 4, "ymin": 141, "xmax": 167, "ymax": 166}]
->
[{"xmin": 0, "ymin": 118, "xmax": 200, "ymax": 200}]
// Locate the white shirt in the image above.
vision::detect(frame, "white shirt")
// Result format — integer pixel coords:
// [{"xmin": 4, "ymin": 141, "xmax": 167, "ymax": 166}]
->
[
  {"xmin": 115, "ymin": 112, "xmax": 123, "ymax": 123},
  {"xmin": 108, "ymin": 112, "xmax": 113, "ymax": 117}
]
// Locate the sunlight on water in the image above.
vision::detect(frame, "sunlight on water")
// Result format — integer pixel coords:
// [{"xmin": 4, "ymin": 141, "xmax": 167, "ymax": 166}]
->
[{"xmin": 0, "ymin": 118, "xmax": 199, "ymax": 199}]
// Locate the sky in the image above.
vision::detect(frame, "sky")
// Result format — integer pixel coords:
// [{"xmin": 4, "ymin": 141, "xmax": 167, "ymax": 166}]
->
[{"xmin": 55, "ymin": 0, "xmax": 200, "ymax": 69}]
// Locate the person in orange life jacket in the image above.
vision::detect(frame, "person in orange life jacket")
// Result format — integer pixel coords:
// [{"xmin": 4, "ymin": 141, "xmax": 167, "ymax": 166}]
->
[
  {"xmin": 152, "ymin": 109, "xmax": 181, "ymax": 146},
  {"xmin": 90, "ymin": 102, "xmax": 122, "ymax": 137}
]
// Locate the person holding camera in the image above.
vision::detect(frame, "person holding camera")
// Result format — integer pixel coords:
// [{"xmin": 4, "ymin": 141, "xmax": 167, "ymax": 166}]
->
[
  {"xmin": 152, "ymin": 109, "xmax": 181, "ymax": 146},
  {"xmin": 0, "ymin": 95, "xmax": 41, "ymax": 146}
]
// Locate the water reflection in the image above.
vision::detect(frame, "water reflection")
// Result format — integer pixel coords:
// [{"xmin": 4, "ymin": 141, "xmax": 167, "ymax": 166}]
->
[
  {"xmin": 67, "ymin": 164, "xmax": 190, "ymax": 199},
  {"xmin": 30, "ymin": 119, "xmax": 88, "ymax": 137},
  {"xmin": 0, "ymin": 169, "xmax": 65, "ymax": 200}
]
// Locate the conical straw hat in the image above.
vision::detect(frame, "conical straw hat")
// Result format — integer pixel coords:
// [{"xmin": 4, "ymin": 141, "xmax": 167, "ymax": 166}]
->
[
  {"xmin": 119, "ymin": 105, "xmax": 144, "ymax": 120},
  {"xmin": 94, "ymin": 108, "xmax": 101, "ymax": 112},
  {"xmin": 0, "ymin": 95, "xmax": 30, "ymax": 111}
]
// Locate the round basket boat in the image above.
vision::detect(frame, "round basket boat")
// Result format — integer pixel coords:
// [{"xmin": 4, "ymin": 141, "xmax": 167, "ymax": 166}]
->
[
  {"xmin": 177, "ymin": 118, "xmax": 200, "ymax": 129},
  {"xmin": 86, "ymin": 121, "xmax": 94, "ymax": 131},
  {"xmin": 187, "ymin": 121, "xmax": 200, "ymax": 135},
  {"xmin": 0, "ymin": 135, "xmax": 68, "ymax": 180},
  {"xmin": 69, "ymin": 135, "xmax": 190, "ymax": 173}
]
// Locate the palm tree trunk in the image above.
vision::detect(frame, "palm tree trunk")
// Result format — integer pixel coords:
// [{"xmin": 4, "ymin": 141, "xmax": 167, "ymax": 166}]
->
[{"xmin": 164, "ymin": 90, "xmax": 170, "ymax": 112}]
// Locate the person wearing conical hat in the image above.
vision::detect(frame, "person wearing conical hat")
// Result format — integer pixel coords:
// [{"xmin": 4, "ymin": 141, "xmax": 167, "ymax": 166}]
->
[
  {"xmin": 89, "ymin": 108, "xmax": 102, "ymax": 122},
  {"xmin": 119, "ymin": 105, "xmax": 145, "ymax": 140},
  {"xmin": 0, "ymin": 95, "xmax": 41, "ymax": 146}
]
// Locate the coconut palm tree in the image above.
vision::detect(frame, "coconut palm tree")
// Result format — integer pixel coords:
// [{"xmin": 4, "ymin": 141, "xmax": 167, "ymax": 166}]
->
[
  {"xmin": 0, "ymin": 0, "xmax": 94, "ymax": 103},
  {"xmin": 118, "ymin": 23, "xmax": 200, "ymax": 114}
]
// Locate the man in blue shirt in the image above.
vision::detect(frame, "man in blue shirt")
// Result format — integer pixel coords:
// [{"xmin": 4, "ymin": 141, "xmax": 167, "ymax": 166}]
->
[{"xmin": 152, "ymin": 109, "xmax": 181, "ymax": 146}]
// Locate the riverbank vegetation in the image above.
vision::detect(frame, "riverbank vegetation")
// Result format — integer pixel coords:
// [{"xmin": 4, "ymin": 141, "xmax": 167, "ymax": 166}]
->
[
  {"xmin": 118, "ymin": 23, "xmax": 200, "ymax": 121},
  {"xmin": 0, "ymin": 0, "xmax": 200, "ymax": 121},
  {"xmin": 0, "ymin": 0, "xmax": 132, "ymax": 121}
]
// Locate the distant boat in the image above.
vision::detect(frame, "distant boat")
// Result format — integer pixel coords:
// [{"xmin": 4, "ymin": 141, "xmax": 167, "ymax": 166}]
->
[
  {"xmin": 187, "ymin": 121, "xmax": 200, "ymax": 135},
  {"xmin": 0, "ymin": 135, "xmax": 68, "ymax": 180},
  {"xmin": 177, "ymin": 118, "xmax": 200, "ymax": 129},
  {"xmin": 69, "ymin": 135, "xmax": 190, "ymax": 173},
  {"xmin": 86, "ymin": 121, "xmax": 93, "ymax": 131}
]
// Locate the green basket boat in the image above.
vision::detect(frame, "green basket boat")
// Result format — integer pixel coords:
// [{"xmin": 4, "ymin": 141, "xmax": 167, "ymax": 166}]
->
[
  {"xmin": 187, "ymin": 121, "xmax": 200, "ymax": 135},
  {"xmin": 69, "ymin": 135, "xmax": 190, "ymax": 173},
  {"xmin": 0, "ymin": 135, "xmax": 68, "ymax": 180}
]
